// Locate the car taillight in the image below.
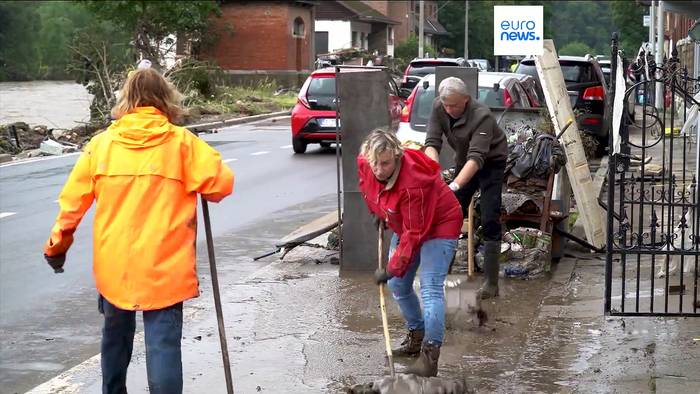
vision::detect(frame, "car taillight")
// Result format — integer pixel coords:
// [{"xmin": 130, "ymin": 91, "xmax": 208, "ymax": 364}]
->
[
  {"xmin": 582, "ymin": 117, "xmax": 601, "ymax": 125},
  {"xmin": 582, "ymin": 86, "xmax": 605, "ymax": 101},
  {"xmin": 402, "ymin": 67, "xmax": 411, "ymax": 84},
  {"xmin": 503, "ymin": 89, "xmax": 512, "ymax": 107},
  {"xmin": 400, "ymin": 87, "xmax": 418, "ymax": 122}
]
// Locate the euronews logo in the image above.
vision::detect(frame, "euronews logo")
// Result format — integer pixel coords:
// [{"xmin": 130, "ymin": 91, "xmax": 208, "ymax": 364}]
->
[
  {"xmin": 499, "ymin": 20, "xmax": 540, "ymax": 41},
  {"xmin": 494, "ymin": 5, "xmax": 543, "ymax": 56}
]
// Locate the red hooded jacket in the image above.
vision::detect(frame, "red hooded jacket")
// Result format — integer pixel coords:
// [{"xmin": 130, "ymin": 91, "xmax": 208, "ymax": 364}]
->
[{"xmin": 357, "ymin": 148, "xmax": 463, "ymax": 277}]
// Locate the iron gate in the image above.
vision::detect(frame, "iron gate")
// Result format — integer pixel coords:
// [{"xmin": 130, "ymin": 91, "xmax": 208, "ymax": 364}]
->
[{"xmin": 605, "ymin": 34, "xmax": 700, "ymax": 316}]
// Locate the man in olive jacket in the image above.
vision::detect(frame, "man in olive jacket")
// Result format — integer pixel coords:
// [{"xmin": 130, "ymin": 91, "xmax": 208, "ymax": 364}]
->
[{"xmin": 424, "ymin": 77, "xmax": 508, "ymax": 299}]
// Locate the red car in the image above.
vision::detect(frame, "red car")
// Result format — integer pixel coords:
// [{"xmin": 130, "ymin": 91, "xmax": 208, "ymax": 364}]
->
[{"xmin": 290, "ymin": 68, "xmax": 404, "ymax": 154}]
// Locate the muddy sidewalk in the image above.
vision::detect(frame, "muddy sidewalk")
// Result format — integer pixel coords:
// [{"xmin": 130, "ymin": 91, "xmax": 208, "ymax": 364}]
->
[{"xmin": 27, "ymin": 194, "xmax": 700, "ymax": 393}]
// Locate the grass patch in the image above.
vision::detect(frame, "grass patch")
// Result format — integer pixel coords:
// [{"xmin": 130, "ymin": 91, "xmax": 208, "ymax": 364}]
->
[{"xmin": 185, "ymin": 79, "xmax": 297, "ymax": 120}]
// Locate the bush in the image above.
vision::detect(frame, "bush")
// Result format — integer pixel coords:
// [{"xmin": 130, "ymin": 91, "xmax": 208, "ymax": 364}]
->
[{"xmin": 166, "ymin": 59, "xmax": 223, "ymax": 99}]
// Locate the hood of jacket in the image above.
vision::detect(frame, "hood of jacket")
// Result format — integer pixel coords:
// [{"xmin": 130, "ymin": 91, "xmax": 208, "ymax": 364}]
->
[{"xmin": 107, "ymin": 106, "xmax": 173, "ymax": 149}]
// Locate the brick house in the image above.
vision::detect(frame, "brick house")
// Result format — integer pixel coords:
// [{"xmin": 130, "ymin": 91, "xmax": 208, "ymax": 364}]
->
[
  {"xmin": 203, "ymin": 0, "xmax": 317, "ymax": 72},
  {"xmin": 364, "ymin": 1, "xmax": 447, "ymax": 51},
  {"xmin": 314, "ymin": 1, "xmax": 399, "ymax": 57},
  {"xmin": 314, "ymin": 1, "xmax": 447, "ymax": 58}
]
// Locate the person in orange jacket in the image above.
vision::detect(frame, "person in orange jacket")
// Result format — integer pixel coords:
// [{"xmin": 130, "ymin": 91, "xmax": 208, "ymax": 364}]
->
[{"xmin": 43, "ymin": 63, "xmax": 233, "ymax": 394}]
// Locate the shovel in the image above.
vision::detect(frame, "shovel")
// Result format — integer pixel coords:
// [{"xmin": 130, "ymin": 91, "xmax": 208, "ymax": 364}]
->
[
  {"xmin": 201, "ymin": 197, "xmax": 235, "ymax": 394},
  {"xmin": 377, "ymin": 225, "xmax": 396, "ymax": 378}
]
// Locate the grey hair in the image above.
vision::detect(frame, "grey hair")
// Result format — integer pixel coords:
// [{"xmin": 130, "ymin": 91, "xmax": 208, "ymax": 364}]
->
[
  {"xmin": 360, "ymin": 128, "xmax": 403, "ymax": 166},
  {"xmin": 438, "ymin": 77, "xmax": 469, "ymax": 100}
]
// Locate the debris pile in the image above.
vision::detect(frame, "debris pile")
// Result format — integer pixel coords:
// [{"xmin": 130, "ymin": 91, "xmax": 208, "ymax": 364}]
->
[{"xmin": 1, "ymin": 122, "xmax": 106, "ymax": 157}]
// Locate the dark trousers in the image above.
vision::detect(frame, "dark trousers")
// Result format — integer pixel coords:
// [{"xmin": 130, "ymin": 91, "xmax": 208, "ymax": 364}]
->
[
  {"xmin": 454, "ymin": 161, "xmax": 505, "ymax": 242},
  {"xmin": 99, "ymin": 295, "xmax": 183, "ymax": 394}
]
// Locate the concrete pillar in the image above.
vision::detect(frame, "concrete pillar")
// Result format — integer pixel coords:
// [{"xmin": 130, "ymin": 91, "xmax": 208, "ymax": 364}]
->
[{"xmin": 337, "ymin": 69, "xmax": 392, "ymax": 272}]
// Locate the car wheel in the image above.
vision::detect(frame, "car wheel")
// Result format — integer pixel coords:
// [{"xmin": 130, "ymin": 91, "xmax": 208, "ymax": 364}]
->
[
  {"xmin": 320, "ymin": 142, "xmax": 331, "ymax": 148},
  {"xmin": 292, "ymin": 137, "xmax": 307, "ymax": 154}
]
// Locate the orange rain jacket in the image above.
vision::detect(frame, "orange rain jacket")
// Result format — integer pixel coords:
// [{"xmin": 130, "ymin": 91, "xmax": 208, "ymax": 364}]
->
[{"xmin": 44, "ymin": 106, "xmax": 234, "ymax": 311}]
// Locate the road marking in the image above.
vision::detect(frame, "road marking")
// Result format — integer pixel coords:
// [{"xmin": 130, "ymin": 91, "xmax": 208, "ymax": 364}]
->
[
  {"xmin": 250, "ymin": 151, "xmax": 269, "ymax": 156},
  {"xmin": 223, "ymin": 158, "xmax": 238, "ymax": 163},
  {"xmin": 0, "ymin": 212, "xmax": 17, "ymax": 219},
  {"xmin": 280, "ymin": 145, "xmax": 292, "ymax": 149},
  {"xmin": 0, "ymin": 152, "xmax": 81, "ymax": 168}
]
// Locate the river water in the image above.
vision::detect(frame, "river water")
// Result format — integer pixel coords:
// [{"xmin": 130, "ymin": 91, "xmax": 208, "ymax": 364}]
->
[{"xmin": 0, "ymin": 81, "xmax": 93, "ymax": 129}]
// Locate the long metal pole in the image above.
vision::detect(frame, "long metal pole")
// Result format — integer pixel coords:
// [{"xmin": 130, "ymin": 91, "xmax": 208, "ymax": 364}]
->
[
  {"xmin": 419, "ymin": 0, "xmax": 425, "ymax": 58},
  {"xmin": 464, "ymin": 1, "xmax": 469, "ymax": 60},
  {"xmin": 201, "ymin": 197, "xmax": 235, "ymax": 394},
  {"xmin": 655, "ymin": 0, "xmax": 664, "ymax": 111},
  {"xmin": 649, "ymin": 1, "xmax": 655, "ymax": 52}
]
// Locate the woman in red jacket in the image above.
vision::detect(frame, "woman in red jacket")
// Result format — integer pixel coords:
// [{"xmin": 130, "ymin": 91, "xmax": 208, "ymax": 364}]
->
[{"xmin": 357, "ymin": 129, "xmax": 463, "ymax": 377}]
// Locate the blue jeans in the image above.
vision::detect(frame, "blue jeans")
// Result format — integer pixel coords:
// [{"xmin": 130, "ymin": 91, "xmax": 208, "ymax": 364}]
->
[
  {"xmin": 99, "ymin": 296, "xmax": 183, "ymax": 394},
  {"xmin": 387, "ymin": 235, "xmax": 457, "ymax": 346}
]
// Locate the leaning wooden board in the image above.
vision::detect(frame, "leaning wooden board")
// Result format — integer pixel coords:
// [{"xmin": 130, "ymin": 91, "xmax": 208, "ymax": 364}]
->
[
  {"xmin": 276, "ymin": 210, "xmax": 339, "ymax": 248},
  {"xmin": 535, "ymin": 40, "xmax": 605, "ymax": 248}
]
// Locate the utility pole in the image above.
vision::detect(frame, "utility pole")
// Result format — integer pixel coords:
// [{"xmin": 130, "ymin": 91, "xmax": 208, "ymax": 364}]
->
[
  {"xmin": 419, "ymin": 0, "xmax": 425, "ymax": 58},
  {"xmin": 655, "ymin": 0, "xmax": 664, "ymax": 111},
  {"xmin": 649, "ymin": 1, "xmax": 655, "ymax": 52},
  {"xmin": 464, "ymin": 1, "xmax": 469, "ymax": 60}
]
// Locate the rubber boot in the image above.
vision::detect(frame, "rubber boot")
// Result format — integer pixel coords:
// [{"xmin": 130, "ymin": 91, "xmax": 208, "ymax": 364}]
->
[
  {"xmin": 404, "ymin": 342, "xmax": 440, "ymax": 377},
  {"xmin": 478, "ymin": 241, "xmax": 500, "ymax": 299},
  {"xmin": 392, "ymin": 329, "xmax": 424, "ymax": 357}
]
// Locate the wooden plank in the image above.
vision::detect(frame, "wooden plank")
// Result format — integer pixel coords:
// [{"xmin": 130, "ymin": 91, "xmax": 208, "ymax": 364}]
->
[
  {"xmin": 534, "ymin": 40, "xmax": 605, "ymax": 248},
  {"xmin": 276, "ymin": 210, "xmax": 338, "ymax": 247}
]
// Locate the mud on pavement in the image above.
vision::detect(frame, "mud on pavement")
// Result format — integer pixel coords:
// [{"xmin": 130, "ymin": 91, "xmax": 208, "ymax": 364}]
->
[{"xmin": 27, "ymin": 194, "xmax": 700, "ymax": 393}]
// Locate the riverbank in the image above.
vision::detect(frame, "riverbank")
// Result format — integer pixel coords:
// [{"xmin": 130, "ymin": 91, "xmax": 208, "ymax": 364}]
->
[{"xmin": 0, "ymin": 82, "xmax": 297, "ymax": 160}]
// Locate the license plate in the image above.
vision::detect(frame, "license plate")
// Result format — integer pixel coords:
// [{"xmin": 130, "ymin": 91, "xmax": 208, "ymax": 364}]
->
[{"xmin": 319, "ymin": 118, "xmax": 340, "ymax": 128}]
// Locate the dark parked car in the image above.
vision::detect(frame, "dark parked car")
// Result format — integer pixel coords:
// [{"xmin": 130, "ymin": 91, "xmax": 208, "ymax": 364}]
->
[
  {"xmin": 486, "ymin": 72, "xmax": 543, "ymax": 107},
  {"xmin": 516, "ymin": 55, "xmax": 609, "ymax": 147},
  {"xmin": 400, "ymin": 57, "xmax": 468, "ymax": 92}
]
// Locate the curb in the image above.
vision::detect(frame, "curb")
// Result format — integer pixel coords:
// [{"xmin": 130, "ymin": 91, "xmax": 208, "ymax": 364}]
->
[{"xmin": 186, "ymin": 110, "xmax": 291, "ymax": 131}]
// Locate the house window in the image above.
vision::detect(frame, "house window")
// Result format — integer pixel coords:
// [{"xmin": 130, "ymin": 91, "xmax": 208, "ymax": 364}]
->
[
  {"xmin": 293, "ymin": 17, "xmax": 305, "ymax": 37},
  {"xmin": 388, "ymin": 27, "xmax": 394, "ymax": 45},
  {"xmin": 352, "ymin": 31, "xmax": 359, "ymax": 47},
  {"xmin": 361, "ymin": 32, "xmax": 366, "ymax": 49}
]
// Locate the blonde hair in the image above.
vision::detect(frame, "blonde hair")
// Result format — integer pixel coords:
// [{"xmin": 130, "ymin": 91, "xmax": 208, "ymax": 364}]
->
[
  {"xmin": 360, "ymin": 128, "xmax": 403, "ymax": 166},
  {"xmin": 111, "ymin": 68, "xmax": 184, "ymax": 123}
]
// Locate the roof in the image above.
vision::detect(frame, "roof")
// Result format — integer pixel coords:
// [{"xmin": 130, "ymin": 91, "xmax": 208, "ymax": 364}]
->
[
  {"xmin": 410, "ymin": 57, "xmax": 464, "ymax": 64},
  {"xmin": 317, "ymin": 1, "xmax": 400, "ymax": 25},
  {"xmin": 414, "ymin": 15, "xmax": 449, "ymax": 35}
]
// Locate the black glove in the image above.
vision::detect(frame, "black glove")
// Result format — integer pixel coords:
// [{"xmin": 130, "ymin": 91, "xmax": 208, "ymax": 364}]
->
[
  {"xmin": 44, "ymin": 253, "xmax": 65, "ymax": 273},
  {"xmin": 374, "ymin": 268, "xmax": 392, "ymax": 285}
]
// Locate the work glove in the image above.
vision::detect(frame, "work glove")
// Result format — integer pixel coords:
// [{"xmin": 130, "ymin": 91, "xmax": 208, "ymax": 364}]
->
[
  {"xmin": 44, "ymin": 253, "xmax": 65, "ymax": 273},
  {"xmin": 374, "ymin": 268, "xmax": 392, "ymax": 285}
]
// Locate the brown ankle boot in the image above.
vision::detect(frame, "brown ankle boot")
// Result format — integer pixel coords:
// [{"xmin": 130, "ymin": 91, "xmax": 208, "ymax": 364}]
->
[
  {"xmin": 404, "ymin": 342, "xmax": 440, "ymax": 377},
  {"xmin": 391, "ymin": 329, "xmax": 424, "ymax": 357}
]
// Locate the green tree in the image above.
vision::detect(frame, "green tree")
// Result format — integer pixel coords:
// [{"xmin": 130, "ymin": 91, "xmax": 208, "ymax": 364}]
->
[
  {"xmin": 610, "ymin": 0, "xmax": 647, "ymax": 58},
  {"xmin": 36, "ymin": 1, "xmax": 94, "ymax": 79},
  {"xmin": 82, "ymin": 1, "xmax": 220, "ymax": 67},
  {"xmin": 0, "ymin": 1, "xmax": 42, "ymax": 81},
  {"xmin": 559, "ymin": 41, "xmax": 595, "ymax": 56},
  {"xmin": 437, "ymin": 1, "xmax": 554, "ymax": 62}
]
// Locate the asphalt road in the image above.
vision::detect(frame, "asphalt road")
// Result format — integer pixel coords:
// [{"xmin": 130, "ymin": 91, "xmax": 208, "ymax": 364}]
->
[{"xmin": 0, "ymin": 118, "xmax": 339, "ymax": 392}]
